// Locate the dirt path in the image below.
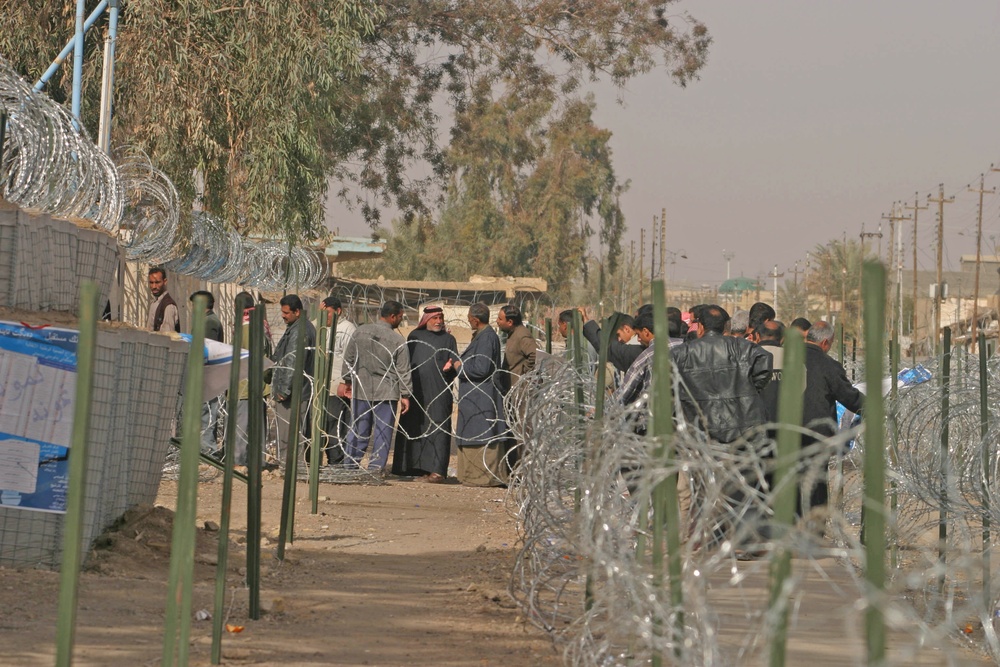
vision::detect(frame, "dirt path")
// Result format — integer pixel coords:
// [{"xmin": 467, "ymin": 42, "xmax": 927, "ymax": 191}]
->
[
  {"xmin": 0, "ymin": 469, "xmax": 561, "ymax": 666},
  {"xmin": 0, "ymin": 465, "xmax": 995, "ymax": 666}
]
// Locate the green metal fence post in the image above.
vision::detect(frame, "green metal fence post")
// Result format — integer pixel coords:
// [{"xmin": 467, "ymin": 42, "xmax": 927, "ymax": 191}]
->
[
  {"xmin": 210, "ymin": 303, "xmax": 244, "ymax": 664},
  {"xmin": 246, "ymin": 305, "xmax": 265, "ymax": 619},
  {"xmin": 54, "ymin": 281, "xmax": 99, "ymax": 667},
  {"xmin": 162, "ymin": 296, "xmax": 207, "ymax": 667},
  {"xmin": 767, "ymin": 330, "xmax": 805, "ymax": 667},
  {"xmin": 861, "ymin": 262, "xmax": 887, "ymax": 665},
  {"xmin": 939, "ymin": 326, "xmax": 951, "ymax": 597}
]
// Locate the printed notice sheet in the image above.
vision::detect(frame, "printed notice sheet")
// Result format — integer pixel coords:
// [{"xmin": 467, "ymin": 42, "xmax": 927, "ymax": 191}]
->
[{"xmin": 0, "ymin": 321, "xmax": 77, "ymax": 514}]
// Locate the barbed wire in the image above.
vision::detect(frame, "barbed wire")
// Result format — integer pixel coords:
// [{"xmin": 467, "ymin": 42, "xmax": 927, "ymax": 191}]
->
[
  {"xmin": 0, "ymin": 57, "xmax": 123, "ymax": 232},
  {"xmin": 502, "ymin": 347, "xmax": 1000, "ymax": 665},
  {"xmin": 0, "ymin": 56, "xmax": 328, "ymax": 291}
]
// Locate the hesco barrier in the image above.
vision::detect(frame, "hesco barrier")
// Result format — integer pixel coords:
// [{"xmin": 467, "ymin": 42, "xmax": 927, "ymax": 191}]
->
[
  {"xmin": 0, "ymin": 203, "xmax": 119, "ymax": 316},
  {"xmin": 0, "ymin": 204, "xmax": 188, "ymax": 568}
]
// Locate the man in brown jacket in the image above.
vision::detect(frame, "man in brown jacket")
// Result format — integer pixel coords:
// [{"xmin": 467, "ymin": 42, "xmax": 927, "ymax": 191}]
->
[{"xmin": 497, "ymin": 304, "xmax": 537, "ymax": 390}]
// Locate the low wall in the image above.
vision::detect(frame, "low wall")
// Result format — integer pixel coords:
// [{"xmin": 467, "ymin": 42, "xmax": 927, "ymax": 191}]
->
[
  {"xmin": 0, "ymin": 203, "xmax": 188, "ymax": 568},
  {"xmin": 0, "ymin": 203, "xmax": 118, "ymax": 316}
]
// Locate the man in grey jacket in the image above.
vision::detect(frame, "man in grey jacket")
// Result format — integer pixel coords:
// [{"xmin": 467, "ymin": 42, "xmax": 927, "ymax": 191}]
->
[{"xmin": 341, "ymin": 300, "xmax": 413, "ymax": 474}]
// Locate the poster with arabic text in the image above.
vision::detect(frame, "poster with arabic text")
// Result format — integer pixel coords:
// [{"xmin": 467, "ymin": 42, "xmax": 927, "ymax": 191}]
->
[{"xmin": 0, "ymin": 321, "xmax": 77, "ymax": 514}]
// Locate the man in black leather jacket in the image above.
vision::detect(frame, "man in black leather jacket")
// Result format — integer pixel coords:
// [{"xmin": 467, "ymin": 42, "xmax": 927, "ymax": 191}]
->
[
  {"xmin": 671, "ymin": 305, "xmax": 771, "ymax": 444},
  {"xmin": 801, "ymin": 321, "xmax": 864, "ymax": 511}
]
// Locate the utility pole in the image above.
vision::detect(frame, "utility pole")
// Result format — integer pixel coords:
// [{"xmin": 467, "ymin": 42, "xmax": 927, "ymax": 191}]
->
[
  {"xmin": 928, "ymin": 184, "xmax": 955, "ymax": 356},
  {"xmin": 788, "ymin": 260, "xmax": 805, "ymax": 287},
  {"xmin": 904, "ymin": 193, "xmax": 928, "ymax": 362},
  {"xmin": 650, "ymin": 215, "xmax": 658, "ymax": 280},
  {"xmin": 629, "ymin": 240, "xmax": 636, "ymax": 312},
  {"xmin": 882, "ymin": 203, "xmax": 912, "ymax": 341},
  {"xmin": 768, "ymin": 264, "xmax": 784, "ymax": 316},
  {"xmin": 659, "ymin": 207, "xmax": 667, "ymax": 287},
  {"xmin": 787, "ymin": 260, "xmax": 807, "ymax": 318},
  {"xmin": 969, "ymin": 174, "xmax": 996, "ymax": 351},
  {"xmin": 639, "ymin": 228, "xmax": 646, "ymax": 305}
]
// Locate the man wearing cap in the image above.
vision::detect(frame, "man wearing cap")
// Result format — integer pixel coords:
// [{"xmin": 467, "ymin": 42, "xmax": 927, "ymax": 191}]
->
[{"xmin": 392, "ymin": 306, "xmax": 458, "ymax": 482}]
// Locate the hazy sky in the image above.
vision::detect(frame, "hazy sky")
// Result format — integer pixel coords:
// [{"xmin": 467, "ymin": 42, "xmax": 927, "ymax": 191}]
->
[{"xmin": 327, "ymin": 1, "xmax": 1000, "ymax": 289}]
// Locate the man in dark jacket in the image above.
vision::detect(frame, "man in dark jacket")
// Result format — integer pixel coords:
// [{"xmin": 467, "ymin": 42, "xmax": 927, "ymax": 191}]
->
[
  {"xmin": 672, "ymin": 304, "xmax": 772, "ymax": 555},
  {"xmin": 671, "ymin": 305, "xmax": 771, "ymax": 444},
  {"xmin": 270, "ymin": 294, "xmax": 317, "ymax": 464},
  {"xmin": 801, "ymin": 321, "xmax": 865, "ymax": 511},
  {"xmin": 582, "ymin": 312, "xmax": 643, "ymax": 374}
]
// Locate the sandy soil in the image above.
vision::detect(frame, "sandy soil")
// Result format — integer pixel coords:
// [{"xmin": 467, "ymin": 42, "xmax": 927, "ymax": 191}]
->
[{"xmin": 0, "ymin": 467, "xmax": 562, "ymax": 666}]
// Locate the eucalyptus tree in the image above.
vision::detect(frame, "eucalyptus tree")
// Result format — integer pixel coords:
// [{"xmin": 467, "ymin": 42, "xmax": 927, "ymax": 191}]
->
[
  {"xmin": 0, "ymin": 0, "xmax": 710, "ymax": 246},
  {"xmin": 0, "ymin": 0, "xmax": 381, "ymax": 243}
]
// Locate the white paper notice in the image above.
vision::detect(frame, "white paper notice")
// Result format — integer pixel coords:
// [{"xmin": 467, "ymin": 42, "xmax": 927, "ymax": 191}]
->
[{"xmin": 0, "ymin": 439, "xmax": 40, "ymax": 494}]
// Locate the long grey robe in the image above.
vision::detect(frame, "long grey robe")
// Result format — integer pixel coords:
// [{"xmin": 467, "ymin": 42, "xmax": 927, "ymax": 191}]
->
[
  {"xmin": 456, "ymin": 326, "xmax": 508, "ymax": 447},
  {"xmin": 391, "ymin": 328, "xmax": 458, "ymax": 477}
]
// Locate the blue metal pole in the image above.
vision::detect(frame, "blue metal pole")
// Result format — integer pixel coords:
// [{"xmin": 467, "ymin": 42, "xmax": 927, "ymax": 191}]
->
[
  {"xmin": 34, "ymin": 0, "xmax": 108, "ymax": 92},
  {"xmin": 71, "ymin": 0, "xmax": 87, "ymax": 121},
  {"xmin": 97, "ymin": 0, "xmax": 120, "ymax": 152}
]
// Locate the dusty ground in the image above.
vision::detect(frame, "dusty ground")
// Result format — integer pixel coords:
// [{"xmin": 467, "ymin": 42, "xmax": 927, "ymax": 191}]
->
[
  {"xmin": 0, "ymin": 462, "xmax": 995, "ymax": 666},
  {"xmin": 0, "ymin": 466, "xmax": 562, "ymax": 666}
]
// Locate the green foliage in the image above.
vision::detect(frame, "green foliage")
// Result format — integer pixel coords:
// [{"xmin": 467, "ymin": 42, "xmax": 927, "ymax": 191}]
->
[
  {"xmin": 348, "ymin": 92, "xmax": 628, "ymax": 299},
  {"xmin": 777, "ymin": 279, "xmax": 809, "ymax": 322},
  {"xmin": 343, "ymin": 0, "xmax": 711, "ymax": 224},
  {"xmin": 0, "ymin": 0, "xmax": 709, "ymax": 244},
  {"xmin": 0, "ymin": 0, "xmax": 381, "ymax": 243}
]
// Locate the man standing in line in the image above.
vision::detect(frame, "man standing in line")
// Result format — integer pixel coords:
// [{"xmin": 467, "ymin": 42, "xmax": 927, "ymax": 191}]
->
[
  {"xmin": 392, "ymin": 306, "xmax": 457, "ymax": 482},
  {"xmin": 190, "ymin": 290, "xmax": 225, "ymax": 455},
  {"xmin": 318, "ymin": 296, "xmax": 357, "ymax": 466},
  {"xmin": 671, "ymin": 305, "xmax": 771, "ymax": 444},
  {"xmin": 671, "ymin": 305, "xmax": 772, "ymax": 552},
  {"xmin": 558, "ymin": 309, "xmax": 598, "ymax": 370},
  {"xmin": 497, "ymin": 304, "xmax": 537, "ymax": 390},
  {"xmin": 728, "ymin": 310, "xmax": 750, "ymax": 338},
  {"xmin": 270, "ymin": 294, "xmax": 316, "ymax": 465},
  {"xmin": 747, "ymin": 301, "xmax": 776, "ymax": 340},
  {"xmin": 496, "ymin": 304, "xmax": 538, "ymax": 470},
  {"xmin": 341, "ymin": 301, "xmax": 412, "ymax": 475},
  {"xmin": 801, "ymin": 321, "xmax": 865, "ymax": 514},
  {"xmin": 147, "ymin": 267, "xmax": 180, "ymax": 333},
  {"xmin": 191, "ymin": 290, "xmax": 224, "ymax": 343},
  {"xmin": 582, "ymin": 312, "xmax": 643, "ymax": 374},
  {"xmin": 756, "ymin": 319, "xmax": 785, "ymax": 426},
  {"xmin": 450, "ymin": 303, "xmax": 507, "ymax": 487},
  {"xmin": 609, "ymin": 311, "xmax": 656, "ymax": 435}
]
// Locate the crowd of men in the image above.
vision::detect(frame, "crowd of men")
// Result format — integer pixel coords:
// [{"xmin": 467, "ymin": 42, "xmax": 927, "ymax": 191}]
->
[
  {"xmin": 145, "ymin": 264, "xmax": 865, "ymax": 511},
  {"xmin": 600, "ymin": 300, "xmax": 865, "ymax": 526}
]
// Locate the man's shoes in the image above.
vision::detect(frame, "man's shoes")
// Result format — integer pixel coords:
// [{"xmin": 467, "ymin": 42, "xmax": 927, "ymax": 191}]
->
[{"xmin": 419, "ymin": 473, "xmax": 446, "ymax": 484}]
